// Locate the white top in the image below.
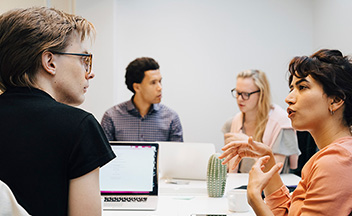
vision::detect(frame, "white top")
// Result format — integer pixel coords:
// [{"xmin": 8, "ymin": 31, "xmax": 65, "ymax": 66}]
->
[{"xmin": 0, "ymin": 180, "xmax": 30, "ymax": 216}]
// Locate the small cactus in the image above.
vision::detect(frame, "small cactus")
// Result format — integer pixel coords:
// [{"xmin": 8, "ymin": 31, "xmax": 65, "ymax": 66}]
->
[{"xmin": 206, "ymin": 153, "xmax": 227, "ymax": 197}]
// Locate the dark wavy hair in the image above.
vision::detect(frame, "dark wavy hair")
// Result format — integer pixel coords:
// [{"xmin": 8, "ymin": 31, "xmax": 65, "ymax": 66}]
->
[
  {"xmin": 125, "ymin": 57, "xmax": 159, "ymax": 93},
  {"xmin": 288, "ymin": 49, "xmax": 352, "ymax": 126}
]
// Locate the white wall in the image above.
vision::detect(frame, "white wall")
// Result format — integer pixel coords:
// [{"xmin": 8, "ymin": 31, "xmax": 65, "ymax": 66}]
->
[
  {"xmin": 312, "ymin": 0, "xmax": 352, "ymax": 55},
  {"xmin": 101, "ymin": 0, "xmax": 314, "ymax": 152},
  {"xmin": 1, "ymin": 0, "xmax": 74, "ymax": 14},
  {"xmin": 3, "ymin": 0, "xmax": 351, "ymax": 152},
  {"xmin": 76, "ymin": 0, "xmax": 116, "ymax": 122}
]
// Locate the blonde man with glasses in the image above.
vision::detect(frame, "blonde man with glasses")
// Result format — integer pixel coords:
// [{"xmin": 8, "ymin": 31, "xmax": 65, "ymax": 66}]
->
[
  {"xmin": 0, "ymin": 7, "xmax": 115, "ymax": 216},
  {"xmin": 223, "ymin": 69, "xmax": 300, "ymax": 173}
]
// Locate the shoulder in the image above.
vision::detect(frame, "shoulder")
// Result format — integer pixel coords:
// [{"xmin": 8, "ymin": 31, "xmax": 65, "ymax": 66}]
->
[
  {"xmin": 233, "ymin": 112, "xmax": 243, "ymax": 122},
  {"xmin": 306, "ymin": 137, "xmax": 352, "ymax": 175},
  {"xmin": 155, "ymin": 104, "xmax": 179, "ymax": 116},
  {"xmin": 53, "ymin": 101, "xmax": 92, "ymax": 119},
  {"xmin": 55, "ymin": 103, "xmax": 99, "ymax": 128},
  {"xmin": 316, "ymin": 137, "xmax": 352, "ymax": 164},
  {"xmin": 229, "ymin": 112, "xmax": 243, "ymax": 132},
  {"xmin": 232, "ymin": 112, "xmax": 243, "ymax": 125},
  {"xmin": 104, "ymin": 100, "xmax": 130, "ymax": 115}
]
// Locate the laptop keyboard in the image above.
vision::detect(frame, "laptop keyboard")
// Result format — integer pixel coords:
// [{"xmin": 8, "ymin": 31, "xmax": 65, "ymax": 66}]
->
[{"xmin": 104, "ymin": 197, "xmax": 148, "ymax": 203}]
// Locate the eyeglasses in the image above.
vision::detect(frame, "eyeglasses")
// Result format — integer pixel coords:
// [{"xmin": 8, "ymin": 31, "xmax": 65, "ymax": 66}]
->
[
  {"xmin": 231, "ymin": 88, "xmax": 260, "ymax": 100},
  {"xmin": 51, "ymin": 52, "xmax": 93, "ymax": 75}
]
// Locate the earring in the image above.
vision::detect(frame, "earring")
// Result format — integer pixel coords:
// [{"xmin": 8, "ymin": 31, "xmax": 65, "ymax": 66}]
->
[{"xmin": 330, "ymin": 108, "xmax": 334, "ymax": 115}]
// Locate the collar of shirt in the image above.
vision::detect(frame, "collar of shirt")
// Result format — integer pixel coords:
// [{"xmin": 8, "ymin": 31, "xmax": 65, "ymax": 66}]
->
[
  {"xmin": 126, "ymin": 97, "xmax": 160, "ymax": 117},
  {"xmin": 5, "ymin": 87, "xmax": 55, "ymax": 101}
]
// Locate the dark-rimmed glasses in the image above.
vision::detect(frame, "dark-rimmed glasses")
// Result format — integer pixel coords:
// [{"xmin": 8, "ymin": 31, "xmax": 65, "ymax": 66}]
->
[
  {"xmin": 51, "ymin": 52, "xmax": 93, "ymax": 75},
  {"xmin": 231, "ymin": 88, "xmax": 260, "ymax": 100}
]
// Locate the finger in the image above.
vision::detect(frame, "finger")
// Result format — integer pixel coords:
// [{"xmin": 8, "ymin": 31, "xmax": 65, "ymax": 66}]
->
[
  {"xmin": 219, "ymin": 148, "xmax": 235, "ymax": 160},
  {"xmin": 251, "ymin": 155, "xmax": 270, "ymax": 169},
  {"xmin": 222, "ymin": 141, "xmax": 241, "ymax": 151},
  {"xmin": 246, "ymin": 136, "xmax": 256, "ymax": 151},
  {"xmin": 266, "ymin": 162, "xmax": 283, "ymax": 177},
  {"xmin": 224, "ymin": 132, "xmax": 235, "ymax": 138},
  {"xmin": 218, "ymin": 149, "xmax": 234, "ymax": 159},
  {"xmin": 229, "ymin": 155, "xmax": 241, "ymax": 170},
  {"xmin": 248, "ymin": 136, "xmax": 254, "ymax": 144},
  {"xmin": 224, "ymin": 137, "xmax": 235, "ymax": 145},
  {"xmin": 221, "ymin": 151, "xmax": 238, "ymax": 163},
  {"xmin": 247, "ymin": 136, "xmax": 263, "ymax": 148},
  {"xmin": 224, "ymin": 154, "xmax": 238, "ymax": 166},
  {"xmin": 222, "ymin": 143, "xmax": 233, "ymax": 151},
  {"xmin": 259, "ymin": 155, "xmax": 271, "ymax": 164}
]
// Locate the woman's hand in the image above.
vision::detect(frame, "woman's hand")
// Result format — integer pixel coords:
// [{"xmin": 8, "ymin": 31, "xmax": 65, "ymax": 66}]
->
[
  {"xmin": 247, "ymin": 156, "xmax": 283, "ymax": 199},
  {"xmin": 224, "ymin": 132, "xmax": 249, "ymax": 145},
  {"xmin": 246, "ymin": 156, "xmax": 282, "ymax": 216},
  {"xmin": 219, "ymin": 137, "xmax": 272, "ymax": 171}
]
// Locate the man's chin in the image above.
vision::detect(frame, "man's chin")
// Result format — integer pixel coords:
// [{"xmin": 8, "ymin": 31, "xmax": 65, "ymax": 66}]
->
[
  {"xmin": 153, "ymin": 99, "xmax": 161, "ymax": 104},
  {"xmin": 60, "ymin": 97, "xmax": 84, "ymax": 107}
]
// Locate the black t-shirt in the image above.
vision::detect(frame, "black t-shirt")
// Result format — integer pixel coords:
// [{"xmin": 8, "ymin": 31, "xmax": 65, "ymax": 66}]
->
[{"xmin": 0, "ymin": 87, "xmax": 115, "ymax": 216}]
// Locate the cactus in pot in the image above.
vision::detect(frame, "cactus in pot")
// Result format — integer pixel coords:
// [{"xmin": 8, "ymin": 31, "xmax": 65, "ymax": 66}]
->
[{"xmin": 206, "ymin": 153, "xmax": 227, "ymax": 197}]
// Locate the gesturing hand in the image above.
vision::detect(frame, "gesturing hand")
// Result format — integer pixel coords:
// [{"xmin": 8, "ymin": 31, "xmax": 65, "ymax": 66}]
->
[
  {"xmin": 247, "ymin": 156, "xmax": 283, "ymax": 196},
  {"xmin": 224, "ymin": 132, "xmax": 249, "ymax": 145},
  {"xmin": 219, "ymin": 137, "xmax": 272, "ymax": 171}
]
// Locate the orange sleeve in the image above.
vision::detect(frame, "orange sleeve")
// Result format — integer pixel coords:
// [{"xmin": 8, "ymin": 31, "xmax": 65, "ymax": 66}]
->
[
  {"xmin": 265, "ymin": 184, "xmax": 291, "ymax": 216},
  {"xmin": 291, "ymin": 145, "xmax": 352, "ymax": 215}
]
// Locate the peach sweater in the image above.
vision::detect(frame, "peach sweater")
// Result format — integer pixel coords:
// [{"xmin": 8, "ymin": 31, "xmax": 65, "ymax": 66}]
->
[{"xmin": 265, "ymin": 136, "xmax": 352, "ymax": 215}]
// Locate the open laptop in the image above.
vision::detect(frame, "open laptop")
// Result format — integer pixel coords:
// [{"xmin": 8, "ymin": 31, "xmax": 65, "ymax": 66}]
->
[
  {"xmin": 100, "ymin": 141, "xmax": 159, "ymax": 211},
  {"xmin": 158, "ymin": 142, "xmax": 216, "ymax": 180}
]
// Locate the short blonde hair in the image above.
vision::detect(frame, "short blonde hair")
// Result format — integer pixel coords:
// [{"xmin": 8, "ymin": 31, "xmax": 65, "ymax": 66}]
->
[
  {"xmin": 0, "ymin": 7, "xmax": 96, "ymax": 92},
  {"xmin": 237, "ymin": 69, "xmax": 272, "ymax": 142}
]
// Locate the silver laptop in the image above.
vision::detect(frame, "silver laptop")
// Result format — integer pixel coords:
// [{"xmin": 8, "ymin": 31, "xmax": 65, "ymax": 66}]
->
[
  {"xmin": 158, "ymin": 142, "xmax": 216, "ymax": 180},
  {"xmin": 100, "ymin": 142, "xmax": 159, "ymax": 211}
]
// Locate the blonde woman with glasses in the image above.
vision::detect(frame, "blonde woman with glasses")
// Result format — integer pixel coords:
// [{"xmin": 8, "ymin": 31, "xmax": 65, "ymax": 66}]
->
[{"xmin": 224, "ymin": 69, "xmax": 300, "ymax": 173}]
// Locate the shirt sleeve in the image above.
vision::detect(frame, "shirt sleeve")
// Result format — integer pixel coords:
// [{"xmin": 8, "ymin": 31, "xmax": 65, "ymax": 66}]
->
[
  {"xmin": 68, "ymin": 114, "xmax": 116, "ymax": 179},
  {"xmin": 265, "ymin": 184, "xmax": 291, "ymax": 216},
  {"xmin": 221, "ymin": 117, "xmax": 234, "ymax": 134},
  {"xmin": 169, "ymin": 113, "xmax": 184, "ymax": 142},
  {"xmin": 101, "ymin": 111, "xmax": 115, "ymax": 141},
  {"xmin": 267, "ymin": 143, "xmax": 352, "ymax": 216},
  {"xmin": 292, "ymin": 145, "xmax": 352, "ymax": 215}
]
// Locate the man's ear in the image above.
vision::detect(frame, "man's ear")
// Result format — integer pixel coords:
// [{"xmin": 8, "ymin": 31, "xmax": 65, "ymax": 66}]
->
[
  {"xmin": 133, "ymin": 83, "xmax": 140, "ymax": 93},
  {"xmin": 41, "ymin": 51, "xmax": 56, "ymax": 75}
]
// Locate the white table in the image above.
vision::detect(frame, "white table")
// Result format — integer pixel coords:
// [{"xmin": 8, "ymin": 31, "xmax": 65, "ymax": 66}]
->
[{"xmin": 103, "ymin": 173, "xmax": 301, "ymax": 216}]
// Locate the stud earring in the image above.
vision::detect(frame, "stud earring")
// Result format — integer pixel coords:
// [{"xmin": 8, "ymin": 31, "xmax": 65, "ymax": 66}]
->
[{"xmin": 330, "ymin": 108, "xmax": 334, "ymax": 115}]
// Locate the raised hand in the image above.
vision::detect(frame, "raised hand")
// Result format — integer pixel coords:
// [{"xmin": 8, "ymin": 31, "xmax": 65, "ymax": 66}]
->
[
  {"xmin": 246, "ymin": 156, "xmax": 283, "ymax": 216},
  {"xmin": 224, "ymin": 132, "xmax": 249, "ymax": 145},
  {"xmin": 247, "ymin": 156, "xmax": 283, "ymax": 197},
  {"xmin": 219, "ymin": 137, "xmax": 272, "ymax": 171}
]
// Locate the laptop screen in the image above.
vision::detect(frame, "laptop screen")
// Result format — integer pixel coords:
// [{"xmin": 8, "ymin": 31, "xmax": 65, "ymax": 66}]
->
[{"xmin": 100, "ymin": 142, "xmax": 159, "ymax": 195}]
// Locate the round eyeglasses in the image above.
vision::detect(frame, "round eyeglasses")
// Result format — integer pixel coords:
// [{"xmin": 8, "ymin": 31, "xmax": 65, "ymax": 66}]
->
[
  {"xmin": 231, "ymin": 88, "xmax": 260, "ymax": 100},
  {"xmin": 51, "ymin": 51, "xmax": 93, "ymax": 76}
]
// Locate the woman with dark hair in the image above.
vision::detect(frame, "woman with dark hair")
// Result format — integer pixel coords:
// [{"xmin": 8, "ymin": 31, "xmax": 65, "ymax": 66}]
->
[{"xmin": 220, "ymin": 49, "xmax": 352, "ymax": 215}]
